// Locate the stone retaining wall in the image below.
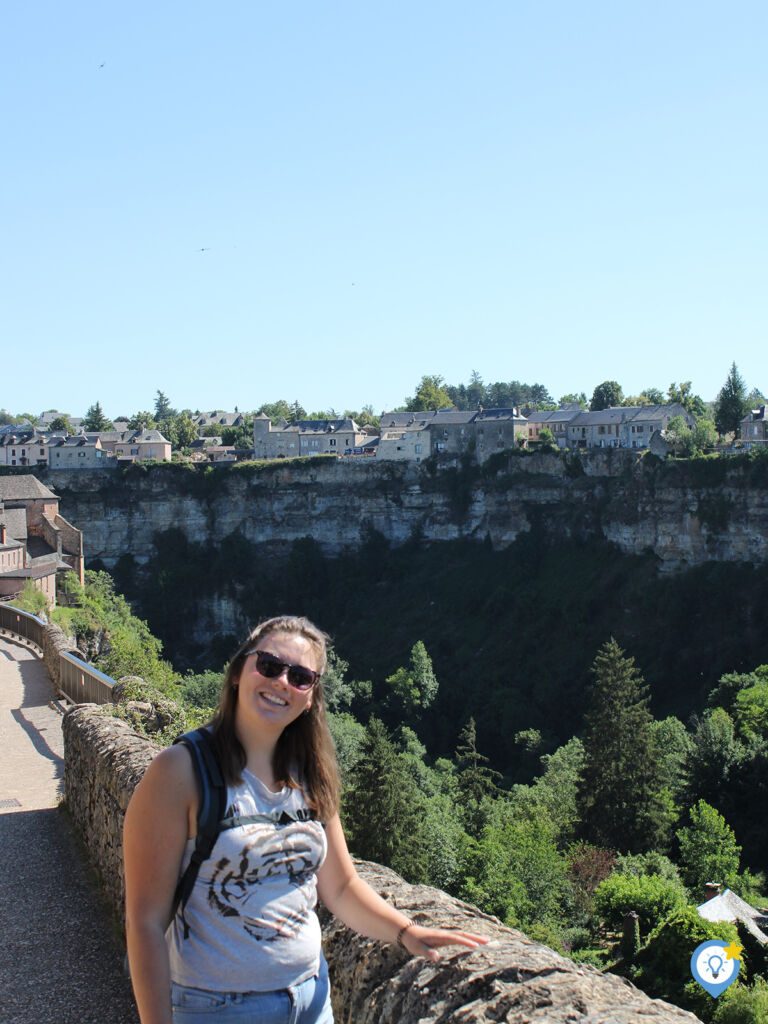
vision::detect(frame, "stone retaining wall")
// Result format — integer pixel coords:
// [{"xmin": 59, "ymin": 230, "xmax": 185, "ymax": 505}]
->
[
  {"xmin": 63, "ymin": 705, "xmax": 702, "ymax": 1023},
  {"xmin": 42, "ymin": 622, "xmax": 81, "ymax": 689}
]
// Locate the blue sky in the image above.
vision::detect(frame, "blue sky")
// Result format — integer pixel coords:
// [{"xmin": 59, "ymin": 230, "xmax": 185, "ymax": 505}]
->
[{"xmin": 2, "ymin": 1, "xmax": 766, "ymax": 419}]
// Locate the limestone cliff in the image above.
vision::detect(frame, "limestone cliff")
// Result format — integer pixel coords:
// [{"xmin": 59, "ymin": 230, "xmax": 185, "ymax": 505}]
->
[{"xmin": 35, "ymin": 450, "xmax": 768, "ymax": 574}]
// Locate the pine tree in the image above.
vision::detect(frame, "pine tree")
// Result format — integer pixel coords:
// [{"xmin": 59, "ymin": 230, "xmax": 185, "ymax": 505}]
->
[
  {"xmin": 342, "ymin": 717, "xmax": 428, "ymax": 882},
  {"xmin": 455, "ymin": 716, "xmax": 502, "ymax": 834},
  {"xmin": 577, "ymin": 639, "xmax": 666, "ymax": 853},
  {"xmin": 83, "ymin": 401, "xmax": 112, "ymax": 432},
  {"xmin": 714, "ymin": 362, "xmax": 748, "ymax": 438}
]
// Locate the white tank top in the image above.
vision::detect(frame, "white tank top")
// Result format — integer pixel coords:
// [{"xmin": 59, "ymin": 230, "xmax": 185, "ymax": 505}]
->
[{"xmin": 166, "ymin": 768, "xmax": 327, "ymax": 992}]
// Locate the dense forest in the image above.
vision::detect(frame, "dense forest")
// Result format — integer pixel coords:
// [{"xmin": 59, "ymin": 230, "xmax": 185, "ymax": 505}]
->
[{"xmin": 16, "ymin": 520, "xmax": 768, "ymax": 1020}]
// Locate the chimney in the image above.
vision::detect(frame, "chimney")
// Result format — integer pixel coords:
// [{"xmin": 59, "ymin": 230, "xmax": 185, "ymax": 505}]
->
[
  {"xmin": 0, "ymin": 523, "xmax": 5, "ymax": 544},
  {"xmin": 704, "ymin": 882, "xmax": 722, "ymax": 902}
]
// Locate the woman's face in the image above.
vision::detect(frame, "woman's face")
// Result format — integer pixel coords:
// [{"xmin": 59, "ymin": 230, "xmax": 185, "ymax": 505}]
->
[{"xmin": 235, "ymin": 631, "xmax": 319, "ymax": 730}]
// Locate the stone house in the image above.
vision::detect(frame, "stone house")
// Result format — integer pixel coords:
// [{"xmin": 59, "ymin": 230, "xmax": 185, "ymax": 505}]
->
[
  {"xmin": 113, "ymin": 429, "xmax": 171, "ymax": 462},
  {"xmin": 525, "ymin": 409, "xmax": 582, "ymax": 448},
  {"xmin": 741, "ymin": 405, "xmax": 768, "ymax": 444},
  {"xmin": 47, "ymin": 435, "xmax": 110, "ymax": 468},
  {"xmin": 0, "ymin": 431, "xmax": 50, "ymax": 468},
  {"xmin": 377, "ymin": 408, "xmax": 526, "ymax": 462},
  {"xmin": 253, "ymin": 415, "xmax": 366, "ymax": 459},
  {"xmin": 567, "ymin": 404, "xmax": 694, "ymax": 449},
  {"xmin": 377, "ymin": 418, "xmax": 431, "ymax": 462},
  {"xmin": 0, "ymin": 475, "xmax": 85, "ymax": 605}
]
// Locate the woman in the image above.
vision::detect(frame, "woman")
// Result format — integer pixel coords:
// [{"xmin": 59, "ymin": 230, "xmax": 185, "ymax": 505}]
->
[{"xmin": 124, "ymin": 615, "xmax": 487, "ymax": 1023}]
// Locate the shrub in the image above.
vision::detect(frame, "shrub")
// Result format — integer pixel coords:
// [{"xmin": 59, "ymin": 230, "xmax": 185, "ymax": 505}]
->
[
  {"xmin": 713, "ymin": 980, "xmax": 768, "ymax": 1024},
  {"xmin": 594, "ymin": 872, "xmax": 688, "ymax": 935},
  {"xmin": 626, "ymin": 905, "xmax": 739, "ymax": 1022}
]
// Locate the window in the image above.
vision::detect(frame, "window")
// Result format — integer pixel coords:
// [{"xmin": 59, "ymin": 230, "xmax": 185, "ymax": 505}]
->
[
  {"xmin": 131, "ymin": 448, "xmax": 138, "ymax": 455},
  {"xmin": 329, "ymin": 438, "xmax": 336, "ymax": 447},
  {"xmin": 415, "ymin": 444, "xmax": 422, "ymax": 453},
  {"xmin": 78, "ymin": 451, "xmax": 85, "ymax": 457}
]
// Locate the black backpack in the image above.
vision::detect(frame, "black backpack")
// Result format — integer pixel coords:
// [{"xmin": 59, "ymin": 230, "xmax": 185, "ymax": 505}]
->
[{"xmin": 171, "ymin": 728, "xmax": 229, "ymax": 939}]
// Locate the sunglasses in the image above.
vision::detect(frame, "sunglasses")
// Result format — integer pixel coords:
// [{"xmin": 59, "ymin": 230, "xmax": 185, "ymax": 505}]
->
[{"xmin": 246, "ymin": 649, "xmax": 319, "ymax": 691}]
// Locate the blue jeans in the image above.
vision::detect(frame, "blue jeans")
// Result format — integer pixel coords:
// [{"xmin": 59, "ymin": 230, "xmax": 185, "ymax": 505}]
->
[{"xmin": 170, "ymin": 956, "xmax": 334, "ymax": 1024}]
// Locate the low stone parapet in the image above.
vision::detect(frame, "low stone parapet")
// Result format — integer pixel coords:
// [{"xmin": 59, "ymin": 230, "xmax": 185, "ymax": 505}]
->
[{"xmin": 62, "ymin": 705, "xmax": 701, "ymax": 1023}]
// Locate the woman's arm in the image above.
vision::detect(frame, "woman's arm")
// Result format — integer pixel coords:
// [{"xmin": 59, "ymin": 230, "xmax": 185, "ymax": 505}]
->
[
  {"xmin": 316, "ymin": 815, "xmax": 488, "ymax": 962},
  {"xmin": 123, "ymin": 745, "xmax": 196, "ymax": 1024}
]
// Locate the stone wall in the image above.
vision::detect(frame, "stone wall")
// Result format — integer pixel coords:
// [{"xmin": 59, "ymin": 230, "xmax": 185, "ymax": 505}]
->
[
  {"xmin": 62, "ymin": 706, "xmax": 702, "ymax": 1023},
  {"xmin": 42, "ymin": 622, "xmax": 80, "ymax": 687}
]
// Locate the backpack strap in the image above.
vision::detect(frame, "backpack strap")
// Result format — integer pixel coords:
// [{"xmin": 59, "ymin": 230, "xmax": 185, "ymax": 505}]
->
[{"xmin": 171, "ymin": 728, "xmax": 228, "ymax": 939}]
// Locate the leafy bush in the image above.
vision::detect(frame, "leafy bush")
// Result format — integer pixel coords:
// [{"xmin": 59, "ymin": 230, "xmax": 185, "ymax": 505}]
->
[
  {"xmin": 713, "ymin": 980, "xmax": 768, "ymax": 1024},
  {"xmin": 593, "ymin": 872, "xmax": 688, "ymax": 935},
  {"xmin": 626, "ymin": 905, "xmax": 739, "ymax": 1022},
  {"xmin": 614, "ymin": 851, "xmax": 684, "ymax": 885}
]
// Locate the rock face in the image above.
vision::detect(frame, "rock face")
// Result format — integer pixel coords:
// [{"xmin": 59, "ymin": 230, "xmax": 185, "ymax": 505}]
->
[
  {"xmin": 38, "ymin": 452, "xmax": 768, "ymax": 577},
  {"xmin": 63, "ymin": 706, "xmax": 702, "ymax": 1023}
]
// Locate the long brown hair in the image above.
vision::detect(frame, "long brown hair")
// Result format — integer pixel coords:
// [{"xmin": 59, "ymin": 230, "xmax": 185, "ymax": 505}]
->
[{"xmin": 209, "ymin": 616, "xmax": 340, "ymax": 821}]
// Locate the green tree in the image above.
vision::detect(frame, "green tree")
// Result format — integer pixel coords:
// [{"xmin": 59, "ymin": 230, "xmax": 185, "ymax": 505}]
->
[
  {"xmin": 257, "ymin": 400, "xmax": 293, "ymax": 424},
  {"xmin": 128, "ymin": 411, "xmax": 156, "ymax": 431},
  {"xmin": 715, "ymin": 362, "xmax": 749, "ymax": 438},
  {"xmin": 406, "ymin": 375, "xmax": 453, "ymax": 412},
  {"xmin": 466, "ymin": 370, "xmax": 485, "ymax": 409},
  {"xmin": 682, "ymin": 708, "xmax": 747, "ymax": 809},
  {"xmin": 511, "ymin": 737, "xmax": 585, "ymax": 846},
  {"xmin": 667, "ymin": 381, "xmax": 707, "ymax": 420},
  {"xmin": 459, "ymin": 806, "xmax": 568, "ymax": 928},
  {"xmin": 385, "ymin": 640, "xmax": 438, "ymax": 713},
  {"xmin": 641, "ymin": 387, "xmax": 665, "ymax": 405},
  {"xmin": 665, "ymin": 415, "xmax": 695, "ymax": 456},
  {"xmin": 676, "ymin": 799, "xmax": 741, "ymax": 892},
  {"xmin": 536, "ymin": 426, "xmax": 556, "ymax": 447},
  {"xmin": 455, "ymin": 717, "xmax": 502, "ymax": 834},
  {"xmin": 590, "ymin": 381, "xmax": 623, "ymax": 411},
  {"xmin": 577, "ymin": 639, "xmax": 666, "ymax": 853},
  {"xmin": 154, "ymin": 390, "xmax": 175, "ymax": 421},
  {"xmin": 558, "ymin": 393, "xmax": 588, "ymax": 408},
  {"xmin": 83, "ymin": 401, "xmax": 113, "ymax": 432},
  {"xmin": 342, "ymin": 717, "xmax": 428, "ymax": 882},
  {"xmin": 692, "ymin": 418, "xmax": 717, "ymax": 451},
  {"xmin": 49, "ymin": 414, "xmax": 74, "ymax": 433},
  {"xmin": 171, "ymin": 412, "xmax": 199, "ymax": 448}
]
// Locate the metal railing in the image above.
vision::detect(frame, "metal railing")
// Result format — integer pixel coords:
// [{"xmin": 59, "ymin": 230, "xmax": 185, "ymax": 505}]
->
[
  {"xmin": 0, "ymin": 603, "xmax": 115, "ymax": 705},
  {"xmin": 0, "ymin": 603, "xmax": 45, "ymax": 650},
  {"xmin": 58, "ymin": 650, "xmax": 115, "ymax": 704}
]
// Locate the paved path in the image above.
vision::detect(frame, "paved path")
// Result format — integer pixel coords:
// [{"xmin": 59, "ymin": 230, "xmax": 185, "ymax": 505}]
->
[{"xmin": 0, "ymin": 636, "xmax": 139, "ymax": 1024}]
